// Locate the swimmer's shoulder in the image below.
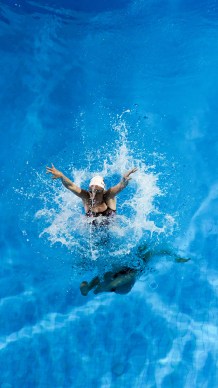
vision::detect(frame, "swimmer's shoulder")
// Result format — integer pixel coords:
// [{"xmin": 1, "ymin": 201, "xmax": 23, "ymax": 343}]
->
[
  {"xmin": 104, "ymin": 192, "xmax": 116, "ymax": 211},
  {"xmin": 80, "ymin": 189, "xmax": 90, "ymax": 202}
]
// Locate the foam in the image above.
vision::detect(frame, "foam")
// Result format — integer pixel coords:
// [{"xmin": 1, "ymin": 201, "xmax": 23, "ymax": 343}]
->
[{"xmin": 35, "ymin": 112, "xmax": 175, "ymax": 263}]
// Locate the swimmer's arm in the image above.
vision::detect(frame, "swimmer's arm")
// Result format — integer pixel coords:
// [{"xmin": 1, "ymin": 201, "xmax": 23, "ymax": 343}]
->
[
  {"xmin": 46, "ymin": 164, "xmax": 89, "ymax": 200},
  {"xmin": 105, "ymin": 181, "xmax": 127, "ymax": 198},
  {"xmin": 60, "ymin": 175, "xmax": 88, "ymax": 199},
  {"xmin": 105, "ymin": 167, "xmax": 137, "ymax": 198}
]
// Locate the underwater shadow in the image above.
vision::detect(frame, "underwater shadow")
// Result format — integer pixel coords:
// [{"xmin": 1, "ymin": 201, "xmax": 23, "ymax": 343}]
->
[{"xmin": 79, "ymin": 244, "xmax": 190, "ymax": 296}]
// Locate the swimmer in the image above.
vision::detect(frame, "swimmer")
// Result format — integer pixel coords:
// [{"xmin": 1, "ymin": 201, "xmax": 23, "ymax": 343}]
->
[{"xmin": 46, "ymin": 164, "xmax": 137, "ymax": 219}]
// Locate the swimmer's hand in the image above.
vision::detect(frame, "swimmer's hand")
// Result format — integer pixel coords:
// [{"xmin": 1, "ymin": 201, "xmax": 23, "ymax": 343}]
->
[
  {"xmin": 122, "ymin": 167, "xmax": 138, "ymax": 185},
  {"xmin": 46, "ymin": 164, "xmax": 63, "ymax": 179}
]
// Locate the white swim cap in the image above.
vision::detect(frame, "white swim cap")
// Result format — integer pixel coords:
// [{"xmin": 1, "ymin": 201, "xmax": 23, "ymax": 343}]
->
[{"xmin": 89, "ymin": 176, "xmax": 105, "ymax": 189}]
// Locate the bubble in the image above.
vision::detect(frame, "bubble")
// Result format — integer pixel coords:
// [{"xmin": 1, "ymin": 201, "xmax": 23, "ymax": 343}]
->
[{"xmin": 149, "ymin": 281, "xmax": 158, "ymax": 290}]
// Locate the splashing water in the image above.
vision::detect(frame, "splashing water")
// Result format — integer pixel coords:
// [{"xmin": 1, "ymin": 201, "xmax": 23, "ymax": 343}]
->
[{"xmin": 35, "ymin": 114, "xmax": 175, "ymax": 266}]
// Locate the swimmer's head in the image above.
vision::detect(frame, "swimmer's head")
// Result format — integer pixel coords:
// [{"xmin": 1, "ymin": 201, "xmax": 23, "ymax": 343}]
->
[{"xmin": 89, "ymin": 176, "xmax": 105, "ymax": 190}]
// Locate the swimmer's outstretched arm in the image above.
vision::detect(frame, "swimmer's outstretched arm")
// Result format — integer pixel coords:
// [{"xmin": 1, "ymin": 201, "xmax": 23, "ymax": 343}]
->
[
  {"xmin": 105, "ymin": 167, "xmax": 137, "ymax": 198},
  {"xmin": 46, "ymin": 164, "xmax": 89, "ymax": 200}
]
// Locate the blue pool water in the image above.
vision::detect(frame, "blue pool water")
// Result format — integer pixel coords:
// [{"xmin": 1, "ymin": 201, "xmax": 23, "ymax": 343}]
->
[{"xmin": 1, "ymin": 0, "xmax": 218, "ymax": 387}]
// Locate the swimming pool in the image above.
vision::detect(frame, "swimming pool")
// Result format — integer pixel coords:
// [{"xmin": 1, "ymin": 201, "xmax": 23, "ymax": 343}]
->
[{"xmin": 0, "ymin": 0, "xmax": 218, "ymax": 386}]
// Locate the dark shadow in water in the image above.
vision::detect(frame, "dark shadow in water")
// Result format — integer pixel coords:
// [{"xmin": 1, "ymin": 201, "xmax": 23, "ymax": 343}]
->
[{"xmin": 80, "ymin": 244, "xmax": 190, "ymax": 296}]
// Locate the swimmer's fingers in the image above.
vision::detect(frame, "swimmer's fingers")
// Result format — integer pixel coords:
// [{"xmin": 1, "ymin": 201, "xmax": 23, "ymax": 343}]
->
[
  {"xmin": 123, "ymin": 167, "xmax": 138, "ymax": 181},
  {"xmin": 46, "ymin": 163, "xmax": 56, "ymax": 170},
  {"xmin": 125, "ymin": 167, "xmax": 138, "ymax": 177},
  {"xmin": 46, "ymin": 167, "xmax": 55, "ymax": 175},
  {"xmin": 46, "ymin": 165, "xmax": 62, "ymax": 179},
  {"xmin": 129, "ymin": 167, "xmax": 138, "ymax": 175}
]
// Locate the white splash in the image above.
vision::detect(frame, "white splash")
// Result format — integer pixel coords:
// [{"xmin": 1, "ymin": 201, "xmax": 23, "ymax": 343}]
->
[{"xmin": 36, "ymin": 114, "xmax": 175, "ymax": 260}]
